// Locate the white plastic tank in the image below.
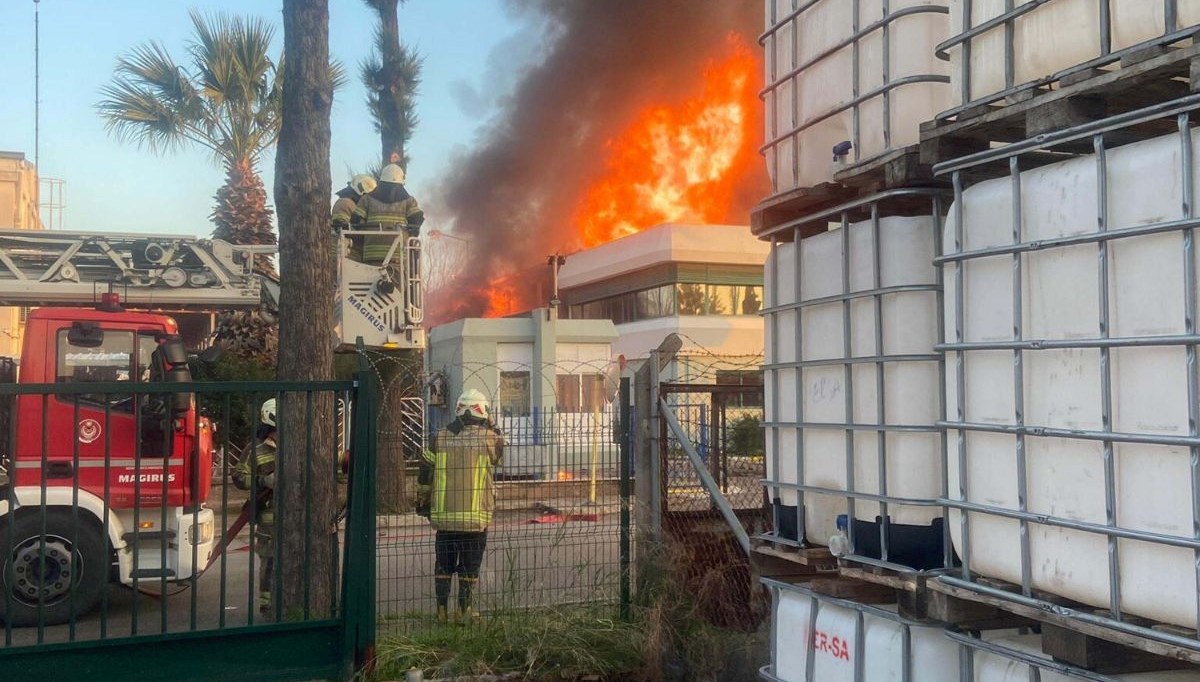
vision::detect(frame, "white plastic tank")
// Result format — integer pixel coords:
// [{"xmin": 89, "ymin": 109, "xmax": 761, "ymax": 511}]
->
[
  {"xmin": 762, "ymin": 0, "xmax": 952, "ymax": 193},
  {"xmin": 943, "ymin": 131, "xmax": 1200, "ymax": 628},
  {"xmin": 969, "ymin": 633, "xmax": 1200, "ymax": 681},
  {"xmin": 765, "ymin": 214, "xmax": 943, "ymax": 564},
  {"xmin": 946, "ymin": 0, "xmax": 1200, "ymax": 109},
  {"xmin": 770, "ymin": 582, "xmax": 958, "ymax": 682}
]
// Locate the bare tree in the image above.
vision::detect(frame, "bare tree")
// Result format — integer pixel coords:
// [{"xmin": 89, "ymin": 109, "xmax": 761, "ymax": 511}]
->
[{"xmin": 275, "ymin": 0, "xmax": 336, "ymax": 616}]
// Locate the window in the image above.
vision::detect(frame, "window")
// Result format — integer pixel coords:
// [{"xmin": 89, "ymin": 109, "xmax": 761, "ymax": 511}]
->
[
  {"xmin": 572, "ymin": 281, "xmax": 759, "ymax": 321},
  {"xmin": 676, "ymin": 283, "xmax": 706, "ymax": 315},
  {"xmin": 582, "ymin": 374, "xmax": 606, "ymax": 413},
  {"xmin": 556, "ymin": 374, "xmax": 581, "ymax": 412},
  {"xmin": 499, "ymin": 371, "xmax": 530, "ymax": 417},
  {"xmin": 716, "ymin": 370, "xmax": 764, "ymax": 408},
  {"xmin": 57, "ymin": 329, "xmax": 135, "ymax": 410},
  {"xmin": 556, "ymin": 373, "xmax": 607, "ymax": 413}
]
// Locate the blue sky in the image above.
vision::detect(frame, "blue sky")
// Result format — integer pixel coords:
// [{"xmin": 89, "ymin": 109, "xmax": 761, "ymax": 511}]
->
[{"xmin": 0, "ymin": 0, "xmax": 531, "ymax": 236}]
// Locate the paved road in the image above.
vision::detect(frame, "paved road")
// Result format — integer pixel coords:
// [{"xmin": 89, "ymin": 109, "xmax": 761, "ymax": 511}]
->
[{"xmin": 1, "ymin": 510, "xmax": 626, "ymax": 647}]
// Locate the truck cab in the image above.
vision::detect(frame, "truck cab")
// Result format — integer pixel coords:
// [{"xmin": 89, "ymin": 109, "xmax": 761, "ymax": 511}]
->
[{"xmin": 0, "ymin": 295, "xmax": 216, "ymax": 626}]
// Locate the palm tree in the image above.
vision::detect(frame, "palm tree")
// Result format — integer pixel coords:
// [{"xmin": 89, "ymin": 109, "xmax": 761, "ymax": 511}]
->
[
  {"xmin": 361, "ymin": 0, "xmax": 422, "ymax": 167},
  {"xmin": 98, "ymin": 10, "xmax": 282, "ymax": 276}
]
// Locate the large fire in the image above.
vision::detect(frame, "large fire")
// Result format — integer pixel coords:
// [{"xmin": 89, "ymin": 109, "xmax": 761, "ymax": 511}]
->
[
  {"xmin": 470, "ymin": 32, "xmax": 764, "ymax": 319},
  {"xmin": 572, "ymin": 33, "xmax": 761, "ymax": 249}
]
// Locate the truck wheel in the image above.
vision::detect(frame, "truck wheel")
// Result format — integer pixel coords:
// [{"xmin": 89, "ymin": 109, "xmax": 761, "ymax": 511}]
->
[{"xmin": 0, "ymin": 508, "xmax": 107, "ymax": 627}]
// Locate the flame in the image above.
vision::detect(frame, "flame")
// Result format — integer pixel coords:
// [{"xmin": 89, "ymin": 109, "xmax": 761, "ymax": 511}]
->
[
  {"xmin": 473, "ymin": 33, "xmax": 765, "ymax": 319},
  {"xmin": 573, "ymin": 33, "xmax": 760, "ymax": 248},
  {"xmin": 484, "ymin": 278, "xmax": 518, "ymax": 318}
]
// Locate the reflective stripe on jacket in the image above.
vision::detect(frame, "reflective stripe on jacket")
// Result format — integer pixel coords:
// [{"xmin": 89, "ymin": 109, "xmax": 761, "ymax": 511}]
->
[
  {"xmin": 232, "ymin": 438, "xmax": 277, "ymax": 526},
  {"xmin": 422, "ymin": 425, "xmax": 504, "ymax": 532}
]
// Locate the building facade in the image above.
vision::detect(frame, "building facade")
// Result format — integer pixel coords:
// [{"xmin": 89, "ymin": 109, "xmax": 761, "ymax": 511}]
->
[
  {"xmin": 0, "ymin": 152, "xmax": 42, "ymax": 357},
  {"xmin": 425, "ymin": 308, "xmax": 620, "ymax": 479}
]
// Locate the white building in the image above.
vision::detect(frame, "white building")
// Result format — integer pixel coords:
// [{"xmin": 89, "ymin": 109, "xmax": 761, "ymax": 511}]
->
[
  {"xmin": 558, "ymin": 222, "xmax": 768, "ymax": 382},
  {"xmin": 425, "ymin": 308, "xmax": 620, "ymax": 480}
]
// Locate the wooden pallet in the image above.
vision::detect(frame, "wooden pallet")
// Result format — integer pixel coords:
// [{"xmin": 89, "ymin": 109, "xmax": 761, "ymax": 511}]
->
[
  {"xmin": 752, "ymin": 541, "xmax": 839, "ymax": 573},
  {"xmin": 920, "ymin": 41, "xmax": 1200, "ymax": 182},
  {"xmin": 835, "ymin": 560, "xmax": 1028, "ymax": 629},
  {"xmin": 929, "ymin": 576, "xmax": 1200, "ymax": 666},
  {"xmin": 751, "ymin": 145, "xmax": 943, "ymax": 241}
]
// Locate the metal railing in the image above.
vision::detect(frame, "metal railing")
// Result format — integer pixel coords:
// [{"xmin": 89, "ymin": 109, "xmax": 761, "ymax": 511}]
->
[{"xmin": 0, "ymin": 376, "xmax": 375, "ymax": 680}]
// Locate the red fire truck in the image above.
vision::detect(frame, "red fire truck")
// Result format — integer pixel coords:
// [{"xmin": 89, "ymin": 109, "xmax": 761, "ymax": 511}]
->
[{"xmin": 0, "ymin": 228, "xmax": 422, "ymax": 625}]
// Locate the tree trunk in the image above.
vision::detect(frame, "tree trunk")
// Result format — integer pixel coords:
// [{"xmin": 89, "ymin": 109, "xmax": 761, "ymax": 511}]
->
[
  {"xmin": 375, "ymin": 0, "xmax": 405, "ymax": 166},
  {"xmin": 275, "ymin": 0, "xmax": 336, "ymax": 618}
]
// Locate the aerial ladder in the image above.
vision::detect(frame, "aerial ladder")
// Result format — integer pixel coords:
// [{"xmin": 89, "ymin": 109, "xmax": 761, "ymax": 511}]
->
[{"xmin": 0, "ymin": 226, "xmax": 425, "ymax": 350}]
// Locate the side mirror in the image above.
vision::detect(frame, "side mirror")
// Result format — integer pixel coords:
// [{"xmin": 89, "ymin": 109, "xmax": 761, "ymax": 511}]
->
[{"xmin": 67, "ymin": 322, "xmax": 104, "ymax": 348}]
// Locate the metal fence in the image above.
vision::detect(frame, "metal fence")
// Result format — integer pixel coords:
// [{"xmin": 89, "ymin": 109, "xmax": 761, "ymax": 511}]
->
[
  {"xmin": 0, "ymin": 374, "xmax": 376, "ymax": 681},
  {"xmin": 656, "ymin": 351, "xmax": 768, "ymax": 631},
  {"xmin": 357, "ymin": 350, "xmax": 633, "ymax": 633}
]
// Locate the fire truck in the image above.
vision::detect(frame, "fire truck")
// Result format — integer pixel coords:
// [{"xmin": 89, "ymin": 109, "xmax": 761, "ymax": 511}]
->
[{"xmin": 0, "ymin": 227, "xmax": 422, "ymax": 625}]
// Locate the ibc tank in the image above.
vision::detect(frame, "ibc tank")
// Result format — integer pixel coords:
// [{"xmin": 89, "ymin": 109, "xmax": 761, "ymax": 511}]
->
[
  {"xmin": 944, "ymin": 0, "xmax": 1200, "ymax": 110},
  {"xmin": 761, "ymin": 0, "xmax": 952, "ymax": 194},
  {"xmin": 766, "ymin": 579, "xmax": 958, "ymax": 682},
  {"xmin": 764, "ymin": 204, "xmax": 945, "ymax": 568},
  {"xmin": 966, "ymin": 633, "xmax": 1200, "ymax": 682},
  {"xmin": 943, "ymin": 130, "xmax": 1200, "ymax": 628}
]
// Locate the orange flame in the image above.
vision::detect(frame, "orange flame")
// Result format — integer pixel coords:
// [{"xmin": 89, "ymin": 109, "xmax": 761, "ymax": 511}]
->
[
  {"xmin": 475, "ymin": 33, "xmax": 764, "ymax": 318},
  {"xmin": 573, "ymin": 33, "xmax": 761, "ymax": 248},
  {"xmin": 484, "ymin": 278, "xmax": 518, "ymax": 318}
]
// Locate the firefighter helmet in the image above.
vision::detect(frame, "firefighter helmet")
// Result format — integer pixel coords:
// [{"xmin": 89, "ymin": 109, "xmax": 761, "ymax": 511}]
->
[
  {"xmin": 260, "ymin": 398, "xmax": 277, "ymax": 428},
  {"xmin": 380, "ymin": 164, "xmax": 406, "ymax": 184},
  {"xmin": 455, "ymin": 389, "xmax": 490, "ymax": 421},
  {"xmin": 349, "ymin": 174, "xmax": 377, "ymax": 196}
]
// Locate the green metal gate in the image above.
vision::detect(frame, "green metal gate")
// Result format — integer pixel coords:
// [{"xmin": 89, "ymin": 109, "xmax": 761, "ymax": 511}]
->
[{"xmin": 0, "ymin": 370, "xmax": 380, "ymax": 682}]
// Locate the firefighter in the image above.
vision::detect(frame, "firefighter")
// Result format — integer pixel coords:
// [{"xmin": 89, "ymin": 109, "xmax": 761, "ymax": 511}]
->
[
  {"xmin": 232, "ymin": 398, "xmax": 278, "ymax": 618},
  {"xmin": 417, "ymin": 388, "xmax": 505, "ymax": 623},
  {"xmin": 353, "ymin": 164, "xmax": 425, "ymax": 264},
  {"xmin": 332, "ymin": 174, "xmax": 377, "ymax": 264}
]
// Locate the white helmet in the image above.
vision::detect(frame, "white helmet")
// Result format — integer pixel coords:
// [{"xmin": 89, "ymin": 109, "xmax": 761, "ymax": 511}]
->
[
  {"xmin": 349, "ymin": 174, "xmax": 377, "ymax": 196},
  {"xmin": 260, "ymin": 398, "xmax": 277, "ymax": 427},
  {"xmin": 380, "ymin": 164, "xmax": 406, "ymax": 184},
  {"xmin": 455, "ymin": 389, "xmax": 489, "ymax": 421}
]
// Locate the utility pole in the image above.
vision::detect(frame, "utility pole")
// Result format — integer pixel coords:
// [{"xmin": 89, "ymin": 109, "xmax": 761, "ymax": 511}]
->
[
  {"xmin": 547, "ymin": 253, "xmax": 566, "ymax": 316},
  {"xmin": 34, "ymin": 0, "xmax": 40, "ymax": 172}
]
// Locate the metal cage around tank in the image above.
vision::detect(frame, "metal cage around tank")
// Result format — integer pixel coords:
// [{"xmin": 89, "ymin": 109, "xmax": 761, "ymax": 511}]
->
[
  {"xmin": 935, "ymin": 93, "xmax": 1200, "ymax": 651},
  {"xmin": 757, "ymin": 187, "xmax": 952, "ymax": 574}
]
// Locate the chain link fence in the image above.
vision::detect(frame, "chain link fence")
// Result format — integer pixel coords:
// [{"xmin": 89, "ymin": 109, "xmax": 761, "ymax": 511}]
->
[
  {"xmin": 357, "ymin": 350, "xmax": 630, "ymax": 632},
  {"xmin": 656, "ymin": 350, "xmax": 769, "ymax": 631}
]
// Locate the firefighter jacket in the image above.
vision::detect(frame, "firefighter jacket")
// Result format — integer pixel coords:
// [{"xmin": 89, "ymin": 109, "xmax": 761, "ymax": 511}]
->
[
  {"xmin": 418, "ymin": 420, "xmax": 505, "ymax": 533},
  {"xmin": 353, "ymin": 183, "xmax": 424, "ymax": 264},
  {"xmin": 330, "ymin": 195, "xmax": 359, "ymax": 229},
  {"xmin": 232, "ymin": 437, "xmax": 277, "ymax": 526}
]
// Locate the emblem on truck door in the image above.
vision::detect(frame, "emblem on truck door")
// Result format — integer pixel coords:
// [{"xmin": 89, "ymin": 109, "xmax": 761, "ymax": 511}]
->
[{"xmin": 78, "ymin": 418, "xmax": 102, "ymax": 444}]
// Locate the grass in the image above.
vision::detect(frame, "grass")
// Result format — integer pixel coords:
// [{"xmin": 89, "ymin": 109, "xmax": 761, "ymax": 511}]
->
[{"xmin": 374, "ymin": 605, "xmax": 645, "ymax": 680}]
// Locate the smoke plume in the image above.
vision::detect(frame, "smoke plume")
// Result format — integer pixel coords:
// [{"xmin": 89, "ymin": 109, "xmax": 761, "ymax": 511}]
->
[{"xmin": 428, "ymin": 1, "xmax": 766, "ymax": 324}]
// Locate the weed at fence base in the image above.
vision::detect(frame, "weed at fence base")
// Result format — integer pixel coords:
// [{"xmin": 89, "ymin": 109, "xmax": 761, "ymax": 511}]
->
[{"xmin": 374, "ymin": 605, "xmax": 644, "ymax": 680}]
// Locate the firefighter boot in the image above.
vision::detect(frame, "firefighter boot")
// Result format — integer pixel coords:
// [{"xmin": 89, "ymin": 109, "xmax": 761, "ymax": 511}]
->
[
  {"xmin": 458, "ymin": 578, "xmax": 480, "ymax": 623},
  {"xmin": 434, "ymin": 575, "xmax": 452, "ymax": 623}
]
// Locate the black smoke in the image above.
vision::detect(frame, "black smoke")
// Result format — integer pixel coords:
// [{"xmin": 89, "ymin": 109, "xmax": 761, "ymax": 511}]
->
[{"xmin": 427, "ymin": 0, "xmax": 765, "ymax": 325}]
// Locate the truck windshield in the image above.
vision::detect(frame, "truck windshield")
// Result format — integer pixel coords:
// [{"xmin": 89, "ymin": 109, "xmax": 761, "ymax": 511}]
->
[{"xmin": 56, "ymin": 329, "xmax": 135, "ymax": 410}]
